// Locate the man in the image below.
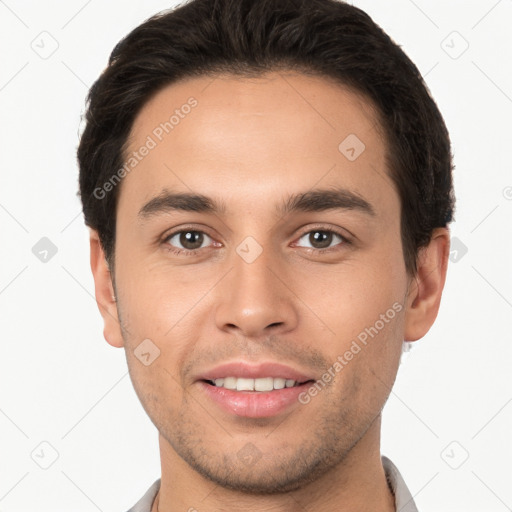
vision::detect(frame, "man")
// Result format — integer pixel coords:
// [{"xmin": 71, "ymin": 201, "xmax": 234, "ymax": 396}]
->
[{"xmin": 77, "ymin": 0, "xmax": 454, "ymax": 510}]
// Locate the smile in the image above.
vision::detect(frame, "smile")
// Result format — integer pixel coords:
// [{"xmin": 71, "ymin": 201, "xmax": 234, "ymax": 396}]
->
[{"xmin": 206, "ymin": 376, "xmax": 305, "ymax": 391}]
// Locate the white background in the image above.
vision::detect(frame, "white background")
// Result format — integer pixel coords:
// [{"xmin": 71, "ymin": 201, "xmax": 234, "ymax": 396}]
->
[{"xmin": 0, "ymin": 0, "xmax": 511, "ymax": 510}]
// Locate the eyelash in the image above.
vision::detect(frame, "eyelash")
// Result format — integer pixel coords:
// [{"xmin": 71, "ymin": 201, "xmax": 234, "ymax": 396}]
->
[{"xmin": 162, "ymin": 225, "xmax": 351, "ymax": 256}]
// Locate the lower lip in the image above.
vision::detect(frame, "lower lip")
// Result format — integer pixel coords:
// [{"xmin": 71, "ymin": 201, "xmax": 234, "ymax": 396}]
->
[{"xmin": 198, "ymin": 381, "xmax": 312, "ymax": 418}]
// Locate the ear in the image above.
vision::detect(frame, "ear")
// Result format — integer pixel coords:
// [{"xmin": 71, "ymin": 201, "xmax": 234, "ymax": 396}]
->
[
  {"xmin": 404, "ymin": 227, "xmax": 450, "ymax": 342},
  {"xmin": 89, "ymin": 229, "xmax": 124, "ymax": 348}
]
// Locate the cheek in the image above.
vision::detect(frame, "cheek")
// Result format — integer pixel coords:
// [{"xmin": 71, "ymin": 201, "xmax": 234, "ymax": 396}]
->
[
  {"xmin": 115, "ymin": 258, "xmax": 207, "ymax": 336},
  {"xmin": 118, "ymin": 277, "xmax": 190, "ymax": 414},
  {"xmin": 319, "ymin": 305, "xmax": 405, "ymax": 424},
  {"xmin": 126, "ymin": 355, "xmax": 185, "ymax": 430},
  {"xmin": 307, "ymin": 262, "xmax": 405, "ymax": 347},
  {"xmin": 304, "ymin": 245, "xmax": 406, "ymax": 392}
]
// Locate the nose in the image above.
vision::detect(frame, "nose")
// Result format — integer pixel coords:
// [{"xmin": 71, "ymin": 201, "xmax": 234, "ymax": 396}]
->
[{"xmin": 214, "ymin": 241, "xmax": 299, "ymax": 339}]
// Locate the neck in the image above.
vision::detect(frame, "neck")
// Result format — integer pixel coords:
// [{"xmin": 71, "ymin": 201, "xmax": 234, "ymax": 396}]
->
[{"xmin": 152, "ymin": 417, "xmax": 395, "ymax": 512}]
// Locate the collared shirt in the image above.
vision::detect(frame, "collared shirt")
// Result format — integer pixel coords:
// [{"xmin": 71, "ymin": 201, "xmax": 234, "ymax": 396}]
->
[{"xmin": 126, "ymin": 455, "xmax": 418, "ymax": 511}]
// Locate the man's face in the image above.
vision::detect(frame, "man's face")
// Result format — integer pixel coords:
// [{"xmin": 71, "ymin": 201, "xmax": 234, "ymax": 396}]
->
[{"xmin": 111, "ymin": 72, "xmax": 412, "ymax": 492}]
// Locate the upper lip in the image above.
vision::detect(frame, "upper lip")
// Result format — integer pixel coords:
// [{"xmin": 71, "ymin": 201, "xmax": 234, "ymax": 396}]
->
[{"xmin": 196, "ymin": 361, "xmax": 315, "ymax": 383}]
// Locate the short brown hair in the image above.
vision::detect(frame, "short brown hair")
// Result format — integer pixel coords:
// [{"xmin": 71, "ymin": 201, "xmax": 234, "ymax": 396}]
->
[{"xmin": 77, "ymin": 0, "xmax": 455, "ymax": 275}]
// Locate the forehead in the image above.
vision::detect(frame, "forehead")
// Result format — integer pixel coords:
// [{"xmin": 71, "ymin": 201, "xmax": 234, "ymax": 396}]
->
[{"xmin": 120, "ymin": 71, "xmax": 397, "ymax": 221}]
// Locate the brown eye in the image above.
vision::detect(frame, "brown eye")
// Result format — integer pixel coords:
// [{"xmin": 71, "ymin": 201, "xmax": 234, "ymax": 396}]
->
[
  {"xmin": 296, "ymin": 229, "xmax": 346, "ymax": 251},
  {"xmin": 165, "ymin": 230, "xmax": 211, "ymax": 252}
]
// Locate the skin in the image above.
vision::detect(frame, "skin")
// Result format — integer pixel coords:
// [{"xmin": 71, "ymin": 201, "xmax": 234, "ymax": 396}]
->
[{"xmin": 90, "ymin": 71, "xmax": 449, "ymax": 511}]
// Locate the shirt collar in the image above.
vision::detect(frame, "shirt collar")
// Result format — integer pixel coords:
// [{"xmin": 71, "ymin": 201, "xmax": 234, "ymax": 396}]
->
[
  {"xmin": 382, "ymin": 455, "xmax": 419, "ymax": 512},
  {"xmin": 127, "ymin": 456, "xmax": 417, "ymax": 512}
]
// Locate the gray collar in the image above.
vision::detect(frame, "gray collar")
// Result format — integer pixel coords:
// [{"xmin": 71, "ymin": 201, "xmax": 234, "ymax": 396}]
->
[
  {"xmin": 382, "ymin": 455, "xmax": 419, "ymax": 512},
  {"xmin": 127, "ymin": 456, "xmax": 418, "ymax": 512}
]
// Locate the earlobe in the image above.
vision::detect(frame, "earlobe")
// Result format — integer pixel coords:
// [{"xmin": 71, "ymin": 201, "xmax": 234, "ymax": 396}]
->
[
  {"xmin": 89, "ymin": 230, "xmax": 124, "ymax": 348},
  {"xmin": 403, "ymin": 227, "xmax": 450, "ymax": 342}
]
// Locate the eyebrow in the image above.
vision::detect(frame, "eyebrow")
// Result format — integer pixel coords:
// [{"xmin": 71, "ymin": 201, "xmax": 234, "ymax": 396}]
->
[{"xmin": 138, "ymin": 187, "xmax": 376, "ymax": 221}]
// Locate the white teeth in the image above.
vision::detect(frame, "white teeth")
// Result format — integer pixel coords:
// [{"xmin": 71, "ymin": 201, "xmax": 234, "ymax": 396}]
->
[
  {"xmin": 211, "ymin": 377, "xmax": 300, "ymax": 391},
  {"xmin": 254, "ymin": 377, "xmax": 274, "ymax": 391},
  {"xmin": 236, "ymin": 378, "xmax": 254, "ymax": 391},
  {"xmin": 223, "ymin": 377, "xmax": 237, "ymax": 390},
  {"xmin": 273, "ymin": 378, "xmax": 285, "ymax": 389}
]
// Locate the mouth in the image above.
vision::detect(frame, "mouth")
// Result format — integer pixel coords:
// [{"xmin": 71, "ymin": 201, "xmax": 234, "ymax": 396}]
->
[
  {"xmin": 198, "ymin": 378, "xmax": 316, "ymax": 418},
  {"xmin": 195, "ymin": 361, "xmax": 317, "ymax": 418},
  {"xmin": 202, "ymin": 376, "xmax": 313, "ymax": 391}
]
